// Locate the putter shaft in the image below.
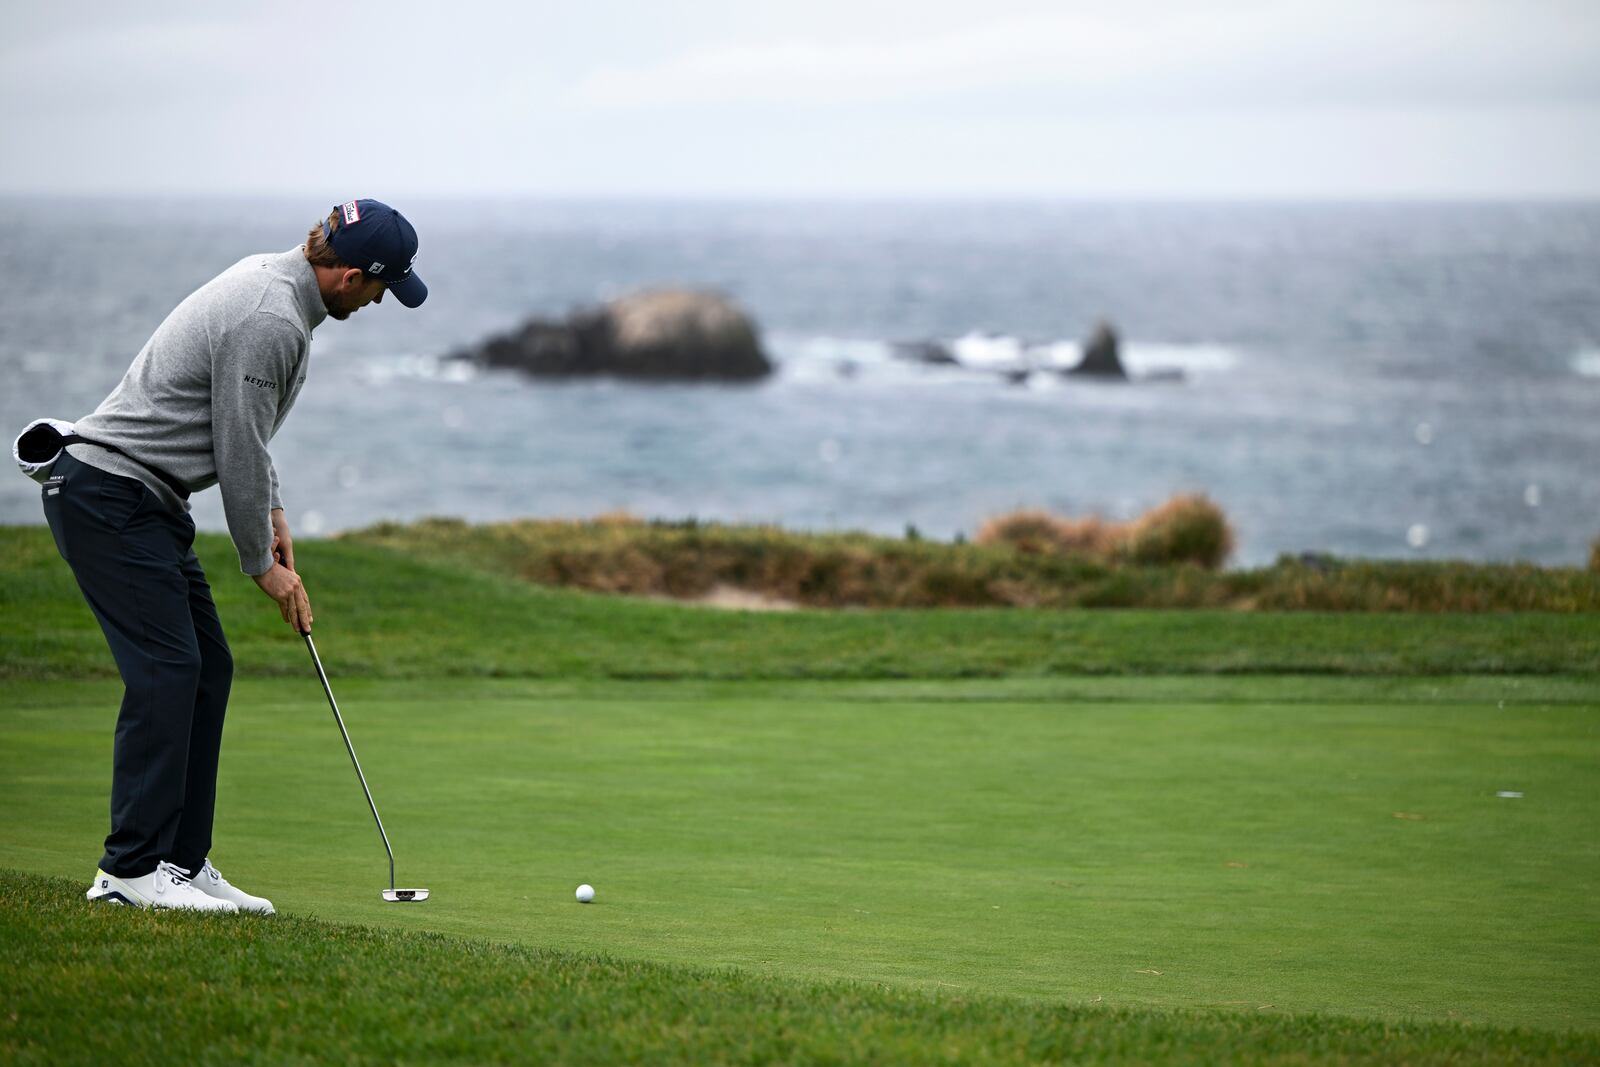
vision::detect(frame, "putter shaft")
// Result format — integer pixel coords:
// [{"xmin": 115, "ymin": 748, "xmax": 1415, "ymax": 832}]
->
[{"xmin": 303, "ymin": 631, "xmax": 397, "ymax": 892}]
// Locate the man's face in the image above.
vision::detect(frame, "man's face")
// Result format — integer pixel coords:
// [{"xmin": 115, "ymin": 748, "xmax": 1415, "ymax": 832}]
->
[{"xmin": 324, "ymin": 269, "xmax": 387, "ymax": 320}]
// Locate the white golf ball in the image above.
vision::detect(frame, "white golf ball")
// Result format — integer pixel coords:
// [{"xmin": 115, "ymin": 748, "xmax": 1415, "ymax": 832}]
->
[{"xmin": 576, "ymin": 883, "xmax": 595, "ymax": 903}]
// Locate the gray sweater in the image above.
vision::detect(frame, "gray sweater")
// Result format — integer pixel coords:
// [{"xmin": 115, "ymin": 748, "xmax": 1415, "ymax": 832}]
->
[{"xmin": 69, "ymin": 248, "xmax": 327, "ymax": 575}]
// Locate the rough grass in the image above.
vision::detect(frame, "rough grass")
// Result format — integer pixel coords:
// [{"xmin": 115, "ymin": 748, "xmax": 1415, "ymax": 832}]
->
[
  {"xmin": 5, "ymin": 871, "xmax": 1592, "ymax": 1067},
  {"xmin": 4, "ymin": 525, "xmax": 1599, "ymax": 680},
  {"xmin": 339, "ymin": 516, "xmax": 1600, "ymax": 612}
]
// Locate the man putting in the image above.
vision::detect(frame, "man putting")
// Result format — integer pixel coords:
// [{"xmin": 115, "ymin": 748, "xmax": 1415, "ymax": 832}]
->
[{"xmin": 29, "ymin": 200, "xmax": 426, "ymax": 913}]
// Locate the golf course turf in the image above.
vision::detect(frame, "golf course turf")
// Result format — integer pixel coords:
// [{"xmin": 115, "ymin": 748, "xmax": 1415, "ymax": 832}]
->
[{"xmin": 2, "ymin": 526, "xmax": 1596, "ymax": 1063}]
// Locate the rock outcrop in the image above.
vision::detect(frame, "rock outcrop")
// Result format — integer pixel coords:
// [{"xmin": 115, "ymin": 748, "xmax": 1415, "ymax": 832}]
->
[
  {"xmin": 1064, "ymin": 321, "xmax": 1128, "ymax": 379},
  {"xmin": 459, "ymin": 289, "xmax": 772, "ymax": 381},
  {"xmin": 891, "ymin": 340, "xmax": 959, "ymax": 366}
]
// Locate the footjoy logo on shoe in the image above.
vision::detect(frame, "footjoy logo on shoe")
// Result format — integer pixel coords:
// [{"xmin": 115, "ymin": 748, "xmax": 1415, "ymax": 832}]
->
[
  {"xmin": 102, "ymin": 880, "xmax": 108, "ymax": 888},
  {"xmin": 243, "ymin": 375, "xmax": 277, "ymax": 390}
]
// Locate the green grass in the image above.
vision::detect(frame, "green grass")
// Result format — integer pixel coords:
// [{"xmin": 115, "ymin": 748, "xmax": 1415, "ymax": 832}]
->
[
  {"xmin": 5, "ymin": 525, "xmax": 1599, "ymax": 680},
  {"xmin": 4, "ymin": 522, "xmax": 1598, "ymax": 1061},
  {"xmin": 5, "ymin": 871, "xmax": 1596, "ymax": 1067},
  {"xmin": 4, "ymin": 677, "xmax": 1597, "ymax": 1040}
]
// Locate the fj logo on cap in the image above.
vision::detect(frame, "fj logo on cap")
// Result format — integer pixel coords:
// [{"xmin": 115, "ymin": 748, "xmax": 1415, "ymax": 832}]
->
[
  {"xmin": 370, "ymin": 261, "xmax": 385, "ymax": 274},
  {"xmin": 342, "ymin": 201, "xmax": 361, "ymax": 226}
]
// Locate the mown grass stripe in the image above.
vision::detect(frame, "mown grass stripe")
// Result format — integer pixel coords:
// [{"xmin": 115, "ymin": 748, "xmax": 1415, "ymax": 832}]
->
[
  {"xmin": 3, "ymin": 871, "xmax": 1594, "ymax": 1066},
  {"xmin": 4, "ymin": 526, "xmax": 1598, "ymax": 681}
]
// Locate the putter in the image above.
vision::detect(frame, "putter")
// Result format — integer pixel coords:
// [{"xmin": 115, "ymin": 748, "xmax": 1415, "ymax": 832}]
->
[{"xmin": 302, "ymin": 631, "xmax": 429, "ymax": 903}]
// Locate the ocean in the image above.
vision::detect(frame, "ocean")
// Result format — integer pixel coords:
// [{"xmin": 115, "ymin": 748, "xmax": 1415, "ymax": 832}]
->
[{"xmin": 3, "ymin": 196, "xmax": 1597, "ymax": 567}]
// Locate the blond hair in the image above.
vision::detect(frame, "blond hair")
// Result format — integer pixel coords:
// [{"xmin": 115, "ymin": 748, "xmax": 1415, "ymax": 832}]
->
[{"xmin": 303, "ymin": 209, "xmax": 353, "ymax": 269}]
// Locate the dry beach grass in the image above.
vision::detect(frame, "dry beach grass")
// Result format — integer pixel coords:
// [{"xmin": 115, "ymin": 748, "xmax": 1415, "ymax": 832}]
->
[{"xmin": 339, "ymin": 507, "xmax": 1600, "ymax": 612}]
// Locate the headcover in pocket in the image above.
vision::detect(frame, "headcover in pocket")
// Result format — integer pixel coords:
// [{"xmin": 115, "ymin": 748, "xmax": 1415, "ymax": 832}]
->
[{"xmin": 13, "ymin": 418, "xmax": 77, "ymax": 484}]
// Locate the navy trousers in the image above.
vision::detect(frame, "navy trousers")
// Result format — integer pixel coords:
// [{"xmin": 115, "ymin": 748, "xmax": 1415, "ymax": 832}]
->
[{"xmin": 41, "ymin": 452, "xmax": 233, "ymax": 878}]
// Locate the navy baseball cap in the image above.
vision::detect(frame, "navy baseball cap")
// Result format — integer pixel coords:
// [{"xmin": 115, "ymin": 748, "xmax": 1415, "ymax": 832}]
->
[{"xmin": 322, "ymin": 199, "xmax": 427, "ymax": 308}]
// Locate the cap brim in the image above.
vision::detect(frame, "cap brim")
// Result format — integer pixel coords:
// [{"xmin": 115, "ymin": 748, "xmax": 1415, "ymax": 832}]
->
[{"xmin": 387, "ymin": 272, "xmax": 428, "ymax": 308}]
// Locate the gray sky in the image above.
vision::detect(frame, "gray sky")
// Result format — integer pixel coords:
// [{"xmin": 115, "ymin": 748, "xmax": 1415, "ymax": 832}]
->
[{"xmin": 3, "ymin": 0, "xmax": 1598, "ymax": 198}]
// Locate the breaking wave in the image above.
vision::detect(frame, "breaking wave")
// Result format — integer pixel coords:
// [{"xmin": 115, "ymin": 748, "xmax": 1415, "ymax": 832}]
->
[{"xmin": 771, "ymin": 333, "xmax": 1241, "ymax": 381}]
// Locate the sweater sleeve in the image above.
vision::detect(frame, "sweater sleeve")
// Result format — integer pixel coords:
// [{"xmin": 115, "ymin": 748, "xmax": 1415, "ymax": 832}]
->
[{"xmin": 213, "ymin": 313, "xmax": 302, "ymax": 575}]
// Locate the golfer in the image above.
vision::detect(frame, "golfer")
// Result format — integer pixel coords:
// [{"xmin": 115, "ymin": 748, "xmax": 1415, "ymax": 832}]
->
[{"xmin": 34, "ymin": 200, "xmax": 426, "ymax": 913}]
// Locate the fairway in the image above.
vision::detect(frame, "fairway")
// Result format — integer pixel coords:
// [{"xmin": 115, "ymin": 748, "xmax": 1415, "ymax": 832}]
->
[{"xmin": 4, "ymin": 674, "xmax": 1595, "ymax": 1034}]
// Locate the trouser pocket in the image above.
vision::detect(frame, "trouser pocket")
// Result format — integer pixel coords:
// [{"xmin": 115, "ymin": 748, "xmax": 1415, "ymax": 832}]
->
[
  {"xmin": 41, "ymin": 475, "xmax": 69, "ymax": 561},
  {"xmin": 96, "ymin": 469, "xmax": 149, "ymax": 531}
]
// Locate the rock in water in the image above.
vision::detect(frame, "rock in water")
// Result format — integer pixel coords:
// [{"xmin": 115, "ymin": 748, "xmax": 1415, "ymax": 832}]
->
[
  {"xmin": 1065, "ymin": 320, "xmax": 1128, "ymax": 379},
  {"xmin": 455, "ymin": 289, "xmax": 772, "ymax": 381},
  {"xmin": 597, "ymin": 290, "xmax": 771, "ymax": 380},
  {"xmin": 891, "ymin": 340, "xmax": 959, "ymax": 366},
  {"xmin": 479, "ymin": 321, "xmax": 583, "ymax": 373}
]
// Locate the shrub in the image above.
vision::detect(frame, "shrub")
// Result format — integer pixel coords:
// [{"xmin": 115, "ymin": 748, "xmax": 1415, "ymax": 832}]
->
[
  {"xmin": 1119, "ymin": 495, "xmax": 1235, "ymax": 569},
  {"xmin": 976, "ymin": 495, "xmax": 1234, "ymax": 570},
  {"xmin": 1052, "ymin": 517, "xmax": 1120, "ymax": 557},
  {"xmin": 975, "ymin": 510, "xmax": 1070, "ymax": 556}
]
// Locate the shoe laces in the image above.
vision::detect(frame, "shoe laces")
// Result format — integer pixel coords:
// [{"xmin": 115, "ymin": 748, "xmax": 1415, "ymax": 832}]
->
[
  {"xmin": 155, "ymin": 860, "xmax": 193, "ymax": 895},
  {"xmin": 199, "ymin": 859, "xmax": 228, "ymax": 886}
]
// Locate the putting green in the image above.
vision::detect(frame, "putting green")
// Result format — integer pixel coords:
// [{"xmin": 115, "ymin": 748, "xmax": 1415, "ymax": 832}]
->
[{"xmin": 2, "ymin": 676, "xmax": 1595, "ymax": 1033}]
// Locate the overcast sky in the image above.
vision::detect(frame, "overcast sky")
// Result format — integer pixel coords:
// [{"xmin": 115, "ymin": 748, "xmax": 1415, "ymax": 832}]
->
[{"xmin": 3, "ymin": 0, "xmax": 1598, "ymax": 198}]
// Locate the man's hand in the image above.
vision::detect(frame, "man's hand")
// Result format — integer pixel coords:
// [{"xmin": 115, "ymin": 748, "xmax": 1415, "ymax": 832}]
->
[
  {"xmin": 270, "ymin": 508, "xmax": 295, "ymax": 571},
  {"xmin": 253, "ymin": 563, "xmax": 313, "ymax": 633}
]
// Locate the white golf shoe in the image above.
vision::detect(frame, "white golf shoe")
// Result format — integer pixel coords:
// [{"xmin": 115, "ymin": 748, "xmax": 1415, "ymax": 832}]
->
[
  {"xmin": 189, "ymin": 859, "xmax": 275, "ymax": 915},
  {"xmin": 85, "ymin": 860, "xmax": 239, "ymax": 913}
]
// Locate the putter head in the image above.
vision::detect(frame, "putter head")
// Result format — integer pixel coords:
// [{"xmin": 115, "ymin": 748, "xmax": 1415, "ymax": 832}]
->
[{"xmin": 382, "ymin": 888, "xmax": 430, "ymax": 903}]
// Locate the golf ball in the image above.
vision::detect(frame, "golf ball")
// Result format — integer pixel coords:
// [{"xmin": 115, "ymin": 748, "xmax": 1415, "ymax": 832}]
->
[{"xmin": 576, "ymin": 883, "xmax": 595, "ymax": 903}]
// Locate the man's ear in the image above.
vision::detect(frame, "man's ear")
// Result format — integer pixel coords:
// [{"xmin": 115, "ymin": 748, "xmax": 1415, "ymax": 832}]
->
[{"xmin": 340, "ymin": 267, "xmax": 366, "ymax": 290}]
